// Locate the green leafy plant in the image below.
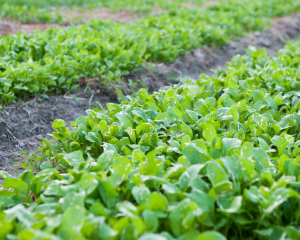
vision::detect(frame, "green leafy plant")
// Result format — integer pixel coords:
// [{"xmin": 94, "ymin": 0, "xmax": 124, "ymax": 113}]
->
[
  {"xmin": 0, "ymin": 0, "xmax": 204, "ymax": 24},
  {"xmin": 2, "ymin": 41, "xmax": 300, "ymax": 239},
  {"xmin": 0, "ymin": 3, "xmax": 63, "ymax": 23},
  {"xmin": 1, "ymin": 0, "xmax": 300, "ymax": 105}
]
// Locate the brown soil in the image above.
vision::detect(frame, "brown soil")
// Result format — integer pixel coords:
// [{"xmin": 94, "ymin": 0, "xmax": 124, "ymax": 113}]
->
[
  {"xmin": 203, "ymin": 1, "xmax": 220, "ymax": 6},
  {"xmin": 1, "ymin": 13, "xmax": 300, "ymax": 182},
  {"xmin": 62, "ymin": 8, "xmax": 141, "ymax": 23},
  {"xmin": 183, "ymin": 1, "xmax": 219, "ymax": 8},
  {"xmin": 182, "ymin": 3, "xmax": 199, "ymax": 8},
  {"xmin": 0, "ymin": 87, "xmax": 117, "ymax": 180},
  {"xmin": 0, "ymin": 21, "xmax": 62, "ymax": 35},
  {"xmin": 125, "ymin": 13, "xmax": 300, "ymax": 90}
]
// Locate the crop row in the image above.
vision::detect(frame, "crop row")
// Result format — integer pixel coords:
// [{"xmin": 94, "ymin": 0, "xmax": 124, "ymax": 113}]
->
[
  {"xmin": 0, "ymin": 0, "xmax": 203, "ymax": 9},
  {"xmin": 0, "ymin": 3, "xmax": 63, "ymax": 23},
  {"xmin": 1, "ymin": 37, "xmax": 300, "ymax": 239},
  {"xmin": 1, "ymin": 0, "xmax": 300, "ymax": 105},
  {"xmin": 0, "ymin": 0, "xmax": 203, "ymax": 24}
]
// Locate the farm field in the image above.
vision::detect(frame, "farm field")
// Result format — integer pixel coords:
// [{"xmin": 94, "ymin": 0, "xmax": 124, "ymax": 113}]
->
[
  {"xmin": 1, "ymin": 0, "xmax": 300, "ymax": 239},
  {"xmin": 0, "ymin": 0, "xmax": 204, "ymax": 24}
]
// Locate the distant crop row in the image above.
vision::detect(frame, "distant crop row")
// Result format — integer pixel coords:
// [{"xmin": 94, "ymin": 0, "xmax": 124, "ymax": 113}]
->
[
  {"xmin": 0, "ymin": 4, "xmax": 63, "ymax": 23},
  {"xmin": 0, "ymin": 0, "xmax": 203, "ymax": 23},
  {"xmin": 0, "ymin": 0, "xmax": 300, "ymax": 105},
  {"xmin": 2, "ymin": 38, "xmax": 300, "ymax": 239},
  {"xmin": 0, "ymin": 0, "xmax": 203, "ymax": 9}
]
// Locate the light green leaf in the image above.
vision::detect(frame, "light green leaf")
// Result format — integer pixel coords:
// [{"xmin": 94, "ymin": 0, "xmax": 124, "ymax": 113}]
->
[
  {"xmin": 139, "ymin": 233, "xmax": 167, "ymax": 240},
  {"xmin": 222, "ymin": 138, "xmax": 242, "ymax": 155},
  {"xmin": 98, "ymin": 180, "xmax": 117, "ymax": 209},
  {"xmin": 186, "ymin": 189, "xmax": 214, "ymax": 213},
  {"xmin": 200, "ymin": 123, "xmax": 217, "ymax": 143},
  {"xmin": 145, "ymin": 193, "xmax": 168, "ymax": 211},
  {"xmin": 217, "ymin": 196, "xmax": 242, "ymax": 213},
  {"xmin": 241, "ymin": 142, "xmax": 254, "ymax": 159},
  {"xmin": 182, "ymin": 143, "xmax": 206, "ymax": 165},
  {"xmin": 116, "ymin": 112, "xmax": 133, "ymax": 130},
  {"xmin": 64, "ymin": 151, "xmax": 85, "ymax": 167},
  {"xmin": 253, "ymin": 113, "xmax": 269, "ymax": 132},
  {"xmin": 57, "ymin": 205, "xmax": 85, "ymax": 239},
  {"xmin": 206, "ymin": 161, "xmax": 229, "ymax": 185},
  {"xmin": 264, "ymin": 188, "xmax": 299, "ymax": 214},
  {"xmin": 132, "ymin": 186, "xmax": 151, "ymax": 205},
  {"xmin": 196, "ymin": 231, "xmax": 226, "ymax": 240}
]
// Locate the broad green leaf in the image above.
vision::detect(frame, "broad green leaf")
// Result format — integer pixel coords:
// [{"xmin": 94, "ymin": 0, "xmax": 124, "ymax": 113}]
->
[
  {"xmin": 139, "ymin": 158, "xmax": 162, "ymax": 176},
  {"xmin": 57, "ymin": 205, "xmax": 85, "ymax": 239},
  {"xmin": 139, "ymin": 234, "xmax": 167, "ymax": 240},
  {"xmin": 196, "ymin": 231, "xmax": 226, "ymax": 240},
  {"xmin": 155, "ymin": 113, "xmax": 174, "ymax": 123},
  {"xmin": 168, "ymin": 199, "xmax": 191, "ymax": 236},
  {"xmin": 64, "ymin": 151, "xmax": 85, "ymax": 167},
  {"xmin": 220, "ymin": 155, "xmax": 241, "ymax": 179},
  {"xmin": 52, "ymin": 119, "xmax": 68, "ymax": 134},
  {"xmin": 241, "ymin": 142, "xmax": 254, "ymax": 159},
  {"xmin": 200, "ymin": 123, "xmax": 217, "ymax": 143},
  {"xmin": 186, "ymin": 110, "xmax": 198, "ymax": 123},
  {"xmin": 98, "ymin": 221, "xmax": 118, "ymax": 239},
  {"xmin": 133, "ymin": 149, "xmax": 146, "ymax": 163},
  {"xmin": 113, "ymin": 156, "xmax": 132, "ymax": 179},
  {"xmin": 85, "ymin": 132, "xmax": 102, "ymax": 144},
  {"xmin": 0, "ymin": 220, "xmax": 13, "ymax": 239},
  {"xmin": 2, "ymin": 179, "xmax": 32, "ymax": 203},
  {"xmin": 126, "ymin": 127, "xmax": 136, "ymax": 143},
  {"xmin": 132, "ymin": 186, "xmax": 151, "ymax": 205},
  {"xmin": 132, "ymin": 107, "xmax": 149, "ymax": 121},
  {"xmin": 99, "ymin": 120, "xmax": 108, "ymax": 135},
  {"xmin": 181, "ymin": 124, "xmax": 193, "ymax": 139},
  {"xmin": 222, "ymin": 138, "xmax": 242, "ymax": 155},
  {"xmin": 116, "ymin": 112, "xmax": 133, "ymax": 130},
  {"xmin": 186, "ymin": 189, "xmax": 214, "ymax": 213},
  {"xmin": 179, "ymin": 164, "xmax": 204, "ymax": 190},
  {"xmin": 143, "ymin": 210, "xmax": 159, "ymax": 232},
  {"xmin": 206, "ymin": 161, "xmax": 229, "ymax": 185},
  {"xmin": 76, "ymin": 116, "xmax": 87, "ymax": 126},
  {"xmin": 182, "ymin": 143, "xmax": 206, "ymax": 165},
  {"xmin": 99, "ymin": 181, "xmax": 117, "ymax": 209},
  {"xmin": 78, "ymin": 173, "xmax": 99, "ymax": 195},
  {"xmin": 217, "ymin": 196, "xmax": 242, "ymax": 213},
  {"xmin": 97, "ymin": 150, "xmax": 116, "ymax": 169},
  {"xmin": 264, "ymin": 188, "xmax": 299, "ymax": 214},
  {"xmin": 145, "ymin": 193, "xmax": 168, "ymax": 211},
  {"xmin": 61, "ymin": 191, "xmax": 85, "ymax": 211},
  {"xmin": 230, "ymin": 106, "xmax": 239, "ymax": 125},
  {"xmin": 253, "ymin": 113, "xmax": 269, "ymax": 132}
]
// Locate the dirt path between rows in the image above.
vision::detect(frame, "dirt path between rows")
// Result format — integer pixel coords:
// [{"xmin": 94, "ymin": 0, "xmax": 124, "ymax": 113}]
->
[
  {"xmin": 1, "ymin": 13, "xmax": 300, "ymax": 182},
  {"xmin": 128, "ymin": 13, "xmax": 300, "ymax": 90},
  {"xmin": 62, "ymin": 8, "xmax": 143, "ymax": 23}
]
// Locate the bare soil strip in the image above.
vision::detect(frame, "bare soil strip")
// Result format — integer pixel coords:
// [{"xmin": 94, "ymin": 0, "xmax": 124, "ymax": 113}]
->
[
  {"xmin": 1, "ymin": 13, "xmax": 300, "ymax": 180},
  {"xmin": 183, "ymin": 1, "xmax": 219, "ymax": 8},
  {"xmin": 0, "ymin": 88, "xmax": 117, "ymax": 178},
  {"xmin": 128, "ymin": 13, "xmax": 300, "ymax": 91},
  {"xmin": 0, "ymin": 22, "xmax": 62, "ymax": 35},
  {"xmin": 61, "ymin": 8, "xmax": 142, "ymax": 23}
]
